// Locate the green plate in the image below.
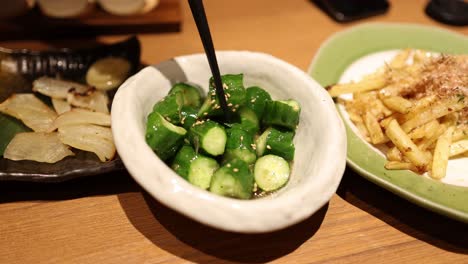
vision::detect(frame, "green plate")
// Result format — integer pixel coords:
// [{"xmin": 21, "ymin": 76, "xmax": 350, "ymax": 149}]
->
[{"xmin": 308, "ymin": 23, "xmax": 468, "ymax": 223}]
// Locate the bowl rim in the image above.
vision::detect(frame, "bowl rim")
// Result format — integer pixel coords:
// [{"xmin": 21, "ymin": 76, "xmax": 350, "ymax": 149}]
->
[{"xmin": 111, "ymin": 50, "xmax": 347, "ymax": 233}]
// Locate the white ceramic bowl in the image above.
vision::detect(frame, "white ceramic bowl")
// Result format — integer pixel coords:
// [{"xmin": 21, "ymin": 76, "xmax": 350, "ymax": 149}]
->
[{"xmin": 111, "ymin": 51, "xmax": 346, "ymax": 233}]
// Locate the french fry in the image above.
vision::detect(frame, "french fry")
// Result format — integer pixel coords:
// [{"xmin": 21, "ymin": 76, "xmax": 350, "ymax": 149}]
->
[
  {"xmin": 382, "ymin": 96, "xmax": 413, "ymax": 114},
  {"xmin": 385, "ymin": 161, "xmax": 417, "ymax": 171},
  {"xmin": 355, "ymin": 121, "xmax": 371, "ymax": 142},
  {"xmin": 401, "ymin": 97, "xmax": 465, "ymax": 132},
  {"xmin": 418, "ymin": 123, "xmax": 448, "ymax": 151},
  {"xmin": 373, "ymin": 98, "xmax": 393, "ymax": 118},
  {"xmin": 431, "ymin": 126, "xmax": 455, "ymax": 179},
  {"xmin": 413, "ymin": 49, "xmax": 433, "ymax": 63},
  {"xmin": 328, "ymin": 76, "xmax": 387, "ymax": 97},
  {"xmin": 338, "ymin": 50, "xmax": 466, "ymax": 180},
  {"xmin": 404, "ymin": 95, "xmax": 437, "ymax": 121},
  {"xmin": 387, "ymin": 146, "xmax": 402, "ymax": 161},
  {"xmin": 389, "ymin": 49, "xmax": 411, "ymax": 68},
  {"xmin": 452, "ymin": 125, "xmax": 468, "ymax": 141},
  {"xmin": 385, "ymin": 119, "xmax": 430, "ymax": 169},
  {"xmin": 408, "ymin": 120, "xmax": 439, "ymax": 140},
  {"xmin": 449, "ymin": 139, "xmax": 468, "ymax": 157},
  {"xmin": 347, "ymin": 111, "xmax": 363, "ymax": 123},
  {"xmin": 364, "ymin": 112, "xmax": 387, "ymax": 144}
]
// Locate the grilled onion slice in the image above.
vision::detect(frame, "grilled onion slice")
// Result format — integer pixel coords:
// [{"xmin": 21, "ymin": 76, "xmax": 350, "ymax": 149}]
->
[
  {"xmin": 67, "ymin": 88, "xmax": 109, "ymax": 113},
  {"xmin": 52, "ymin": 98, "xmax": 72, "ymax": 114},
  {"xmin": 0, "ymin": 93, "xmax": 57, "ymax": 132},
  {"xmin": 58, "ymin": 124, "xmax": 115, "ymax": 162},
  {"xmin": 4, "ymin": 132, "xmax": 74, "ymax": 163},
  {"xmin": 33, "ymin": 77, "xmax": 89, "ymax": 99},
  {"xmin": 50, "ymin": 108, "xmax": 111, "ymax": 131}
]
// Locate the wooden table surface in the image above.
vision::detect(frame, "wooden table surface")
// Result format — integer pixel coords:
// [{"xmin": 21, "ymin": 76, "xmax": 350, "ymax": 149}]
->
[{"xmin": 1, "ymin": 1, "xmax": 467, "ymax": 263}]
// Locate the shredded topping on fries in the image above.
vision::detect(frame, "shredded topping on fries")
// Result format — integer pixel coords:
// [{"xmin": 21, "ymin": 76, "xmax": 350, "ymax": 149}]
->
[
  {"xmin": 402, "ymin": 56, "xmax": 467, "ymax": 98},
  {"xmin": 329, "ymin": 49, "xmax": 468, "ymax": 179}
]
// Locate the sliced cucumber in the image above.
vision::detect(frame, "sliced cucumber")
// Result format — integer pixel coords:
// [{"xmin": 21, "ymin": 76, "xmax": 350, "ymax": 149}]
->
[
  {"xmin": 254, "ymin": 154, "xmax": 290, "ymax": 192},
  {"xmin": 152, "ymin": 91, "xmax": 184, "ymax": 124},
  {"xmin": 210, "ymin": 159, "xmax": 254, "ymax": 199},
  {"xmin": 238, "ymin": 106, "xmax": 259, "ymax": 134},
  {"xmin": 146, "ymin": 112, "xmax": 187, "ymax": 161},
  {"xmin": 245, "ymin": 86, "xmax": 272, "ymax": 120},
  {"xmin": 255, "ymin": 127, "xmax": 269, "ymax": 157},
  {"xmin": 198, "ymin": 74, "xmax": 246, "ymax": 117},
  {"xmin": 256, "ymin": 127, "xmax": 295, "ymax": 160},
  {"xmin": 224, "ymin": 126, "xmax": 257, "ymax": 165},
  {"xmin": 262, "ymin": 100, "xmax": 300, "ymax": 131},
  {"xmin": 189, "ymin": 120, "xmax": 227, "ymax": 156},
  {"xmin": 171, "ymin": 145, "xmax": 195, "ymax": 178},
  {"xmin": 180, "ymin": 106, "xmax": 198, "ymax": 130},
  {"xmin": 172, "ymin": 145, "xmax": 219, "ymax": 189},
  {"xmin": 169, "ymin": 82, "xmax": 202, "ymax": 108}
]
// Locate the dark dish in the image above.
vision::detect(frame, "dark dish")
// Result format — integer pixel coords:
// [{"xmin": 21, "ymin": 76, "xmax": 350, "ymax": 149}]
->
[{"xmin": 0, "ymin": 36, "xmax": 141, "ymax": 182}]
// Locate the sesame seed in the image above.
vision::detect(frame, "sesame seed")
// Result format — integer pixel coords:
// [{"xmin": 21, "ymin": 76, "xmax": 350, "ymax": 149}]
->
[
  {"xmin": 228, "ymin": 103, "xmax": 233, "ymax": 107},
  {"xmin": 233, "ymin": 168, "xmax": 239, "ymax": 172},
  {"xmin": 203, "ymin": 112, "xmax": 208, "ymax": 116},
  {"xmin": 251, "ymin": 98, "xmax": 256, "ymax": 103},
  {"xmin": 226, "ymin": 163, "xmax": 231, "ymax": 167},
  {"xmin": 266, "ymin": 145, "xmax": 271, "ymax": 149},
  {"xmin": 223, "ymin": 83, "xmax": 228, "ymax": 89},
  {"xmin": 240, "ymin": 136, "xmax": 244, "ymax": 141}
]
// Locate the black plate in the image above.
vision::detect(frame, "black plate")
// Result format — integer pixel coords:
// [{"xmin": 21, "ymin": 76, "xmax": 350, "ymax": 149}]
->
[{"xmin": 0, "ymin": 37, "xmax": 140, "ymax": 182}]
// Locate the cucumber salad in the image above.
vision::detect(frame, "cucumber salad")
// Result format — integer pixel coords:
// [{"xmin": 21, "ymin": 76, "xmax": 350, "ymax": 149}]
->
[{"xmin": 145, "ymin": 74, "xmax": 301, "ymax": 199}]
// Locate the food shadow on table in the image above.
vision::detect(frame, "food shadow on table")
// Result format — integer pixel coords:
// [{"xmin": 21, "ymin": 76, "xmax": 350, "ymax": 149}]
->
[
  {"xmin": 117, "ymin": 191, "xmax": 328, "ymax": 263},
  {"xmin": 337, "ymin": 169, "xmax": 468, "ymax": 254}
]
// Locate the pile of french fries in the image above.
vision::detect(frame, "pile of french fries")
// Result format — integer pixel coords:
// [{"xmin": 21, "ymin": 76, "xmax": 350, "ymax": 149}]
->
[{"xmin": 328, "ymin": 49, "xmax": 468, "ymax": 180}]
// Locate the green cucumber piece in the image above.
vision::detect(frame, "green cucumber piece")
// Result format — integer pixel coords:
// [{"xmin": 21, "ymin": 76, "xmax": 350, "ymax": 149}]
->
[
  {"xmin": 146, "ymin": 112, "xmax": 187, "ymax": 161},
  {"xmin": 189, "ymin": 120, "xmax": 227, "ymax": 156},
  {"xmin": 169, "ymin": 82, "xmax": 202, "ymax": 108},
  {"xmin": 172, "ymin": 145, "xmax": 195, "ymax": 178},
  {"xmin": 172, "ymin": 145, "xmax": 219, "ymax": 189},
  {"xmin": 238, "ymin": 106, "xmax": 259, "ymax": 134},
  {"xmin": 256, "ymin": 127, "xmax": 295, "ymax": 160},
  {"xmin": 254, "ymin": 154, "xmax": 290, "ymax": 191},
  {"xmin": 224, "ymin": 126, "xmax": 256, "ymax": 165},
  {"xmin": 262, "ymin": 100, "xmax": 300, "ymax": 131},
  {"xmin": 210, "ymin": 159, "xmax": 254, "ymax": 199},
  {"xmin": 198, "ymin": 74, "xmax": 246, "ymax": 117},
  {"xmin": 245, "ymin": 86, "xmax": 272, "ymax": 120},
  {"xmin": 152, "ymin": 91, "xmax": 184, "ymax": 124},
  {"xmin": 180, "ymin": 106, "xmax": 198, "ymax": 130}
]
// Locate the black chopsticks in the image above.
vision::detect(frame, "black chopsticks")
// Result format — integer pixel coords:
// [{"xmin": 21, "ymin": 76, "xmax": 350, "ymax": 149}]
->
[{"xmin": 188, "ymin": 0, "xmax": 230, "ymax": 120}]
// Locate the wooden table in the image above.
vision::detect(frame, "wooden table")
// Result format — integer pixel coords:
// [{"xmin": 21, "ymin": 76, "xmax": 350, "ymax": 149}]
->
[{"xmin": 1, "ymin": 1, "xmax": 467, "ymax": 263}]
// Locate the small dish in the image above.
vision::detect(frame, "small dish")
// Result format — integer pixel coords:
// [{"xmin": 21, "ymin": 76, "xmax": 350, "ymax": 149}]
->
[
  {"xmin": 308, "ymin": 23, "xmax": 468, "ymax": 223},
  {"xmin": 111, "ymin": 51, "xmax": 346, "ymax": 233}
]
